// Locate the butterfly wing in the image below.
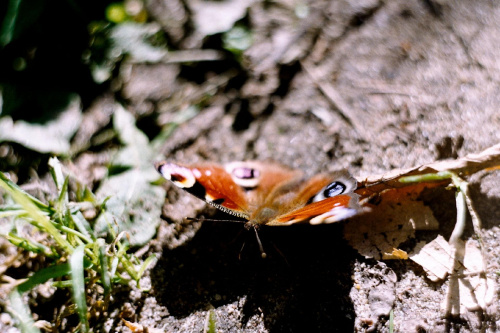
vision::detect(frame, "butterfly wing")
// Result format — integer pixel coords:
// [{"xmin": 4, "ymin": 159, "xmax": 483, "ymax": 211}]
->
[
  {"xmin": 268, "ymin": 194, "xmax": 361, "ymax": 225},
  {"xmin": 156, "ymin": 161, "xmax": 363, "ymax": 226},
  {"xmin": 224, "ymin": 161, "xmax": 302, "ymax": 207},
  {"xmin": 264, "ymin": 171, "xmax": 363, "ymax": 225},
  {"xmin": 155, "ymin": 161, "xmax": 251, "ymax": 218}
]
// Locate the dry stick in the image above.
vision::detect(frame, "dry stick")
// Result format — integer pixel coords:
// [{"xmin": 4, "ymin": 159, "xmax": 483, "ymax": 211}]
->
[
  {"xmin": 461, "ymin": 181, "xmax": 490, "ymax": 304},
  {"xmin": 358, "ymin": 142, "xmax": 500, "ymax": 188},
  {"xmin": 301, "ymin": 61, "xmax": 372, "ymax": 142},
  {"xmin": 160, "ymin": 49, "xmax": 226, "ymax": 64},
  {"xmin": 443, "ymin": 185, "xmax": 467, "ymax": 316}
]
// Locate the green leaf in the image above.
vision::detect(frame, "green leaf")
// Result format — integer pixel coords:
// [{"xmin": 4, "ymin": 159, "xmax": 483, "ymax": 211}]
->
[
  {"xmin": 112, "ymin": 105, "xmax": 151, "ymax": 167},
  {"xmin": 109, "ymin": 23, "xmax": 168, "ymax": 63},
  {"xmin": 223, "ymin": 25, "xmax": 252, "ymax": 56},
  {"xmin": 17, "ymin": 263, "xmax": 71, "ymax": 293},
  {"xmin": 70, "ymin": 245, "xmax": 89, "ymax": 333},
  {"xmin": 95, "ymin": 107, "xmax": 165, "ymax": 246},
  {"xmin": 95, "ymin": 169, "xmax": 165, "ymax": 246},
  {"xmin": 0, "ymin": 95, "xmax": 82, "ymax": 154},
  {"xmin": 191, "ymin": 0, "xmax": 253, "ymax": 37},
  {"xmin": 0, "ymin": 0, "xmax": 22, "ymax": 46},
  {"xmin": 106, "ymin": 3, "xmax": 129, "ymax": 24}
]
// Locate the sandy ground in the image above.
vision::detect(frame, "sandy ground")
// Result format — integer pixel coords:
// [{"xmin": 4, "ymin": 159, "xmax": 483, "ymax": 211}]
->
[
  {"xmin": 112, "ymin": 0, "xmax": 500, "ymax": 332},
  {"xmin": 2, "ymin": 0, "xmax": 500, "ymax": 332},
  {"xmin": 99, "ymin": 0, "xmax": 500, "ymax": 332}
]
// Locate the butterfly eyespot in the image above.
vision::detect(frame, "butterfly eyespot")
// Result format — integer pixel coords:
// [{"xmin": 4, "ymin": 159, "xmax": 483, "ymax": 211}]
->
[
  {"xmin": 227, "ymin": 164, "xmax": 261, "ymax": 188},
  {"xmin": 323, "ymin": 181, "xmax": 346, "ymax": 197},
  {"xmin": 311, "ymin": 181, "xmax": 347, "ymax": 203},
  {"xmin": 170, "ymin": 173, "xmax": 186, "ymax": 183},
  {"xmin": 231, "ymin": 167, "xmax": 260, "ymax": 180},
  {"xmin": 156, "ymin": 163, "xmax": 196, "ymax": 188}
]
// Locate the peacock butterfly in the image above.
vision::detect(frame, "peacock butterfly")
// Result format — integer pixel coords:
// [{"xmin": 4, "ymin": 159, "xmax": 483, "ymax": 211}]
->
[{"xmin": 155, "ymin": 161, "xmax": 363, "ymax": 229}]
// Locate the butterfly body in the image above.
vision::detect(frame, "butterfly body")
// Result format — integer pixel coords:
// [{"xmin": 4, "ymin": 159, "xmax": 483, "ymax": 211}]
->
[{"xmin": 155, "ymin": 161, "xmax": 362, "ymax": 227}]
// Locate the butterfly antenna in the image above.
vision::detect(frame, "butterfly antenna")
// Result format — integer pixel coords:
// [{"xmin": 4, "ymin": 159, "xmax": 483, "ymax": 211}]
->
[
  {"xmin": 271, "ymin": 242, "xmax": 290, "ymax": 267},
  {"xmin": 253, "ymin": 227, "xmax": 267, "ymax": 259},
  {"xmin": 185, "ymin": 217, "xmax": 245, "ymax": 223},
  {"xmin": 239, "ymin": 241, "xmax": 246, "ymax": 261}
]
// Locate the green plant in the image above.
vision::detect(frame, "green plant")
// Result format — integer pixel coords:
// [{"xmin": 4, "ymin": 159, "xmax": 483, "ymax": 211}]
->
[{"xmin": 0, "ymin": 157, "xmax": 156, "ymax": 332}]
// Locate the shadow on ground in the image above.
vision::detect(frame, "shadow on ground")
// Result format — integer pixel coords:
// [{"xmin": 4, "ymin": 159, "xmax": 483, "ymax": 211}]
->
[{"xmin": 151, "ymin": 220, "xmax": 356, "ymax": 332}]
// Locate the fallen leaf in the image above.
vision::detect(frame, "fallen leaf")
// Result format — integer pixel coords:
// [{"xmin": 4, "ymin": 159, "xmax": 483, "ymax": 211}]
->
[
  {"xmin": 0, "ymin": 96, "xmax": 82, "ymax": 154},
  {"xmin": 347, "ymin": 143, "xmax": 500, "ymax": 260},
  {"xmin": 409, "ymin": 235, "xmax": 496, "ymax": 315},
  {"xmin": 110, "ymin": 22, "xmax": 168, "ymax": 63},
  {"xmin": 382, "ymin": 248, "xmax": 408, "ymax": 260},
  {"xmin": 345, "ymin": 184, "xmax": 440, "ymax": 260},
  {"xmin": 122, "ymin": 319, "xmax": 164, "ymax": 333},
  {"xmin": 409, "ymin": 235, "xmax": 455, "ymax": 281},
  {"xmin": 189, "ymin": 0, "xmax": 255, "ymax": 37}
]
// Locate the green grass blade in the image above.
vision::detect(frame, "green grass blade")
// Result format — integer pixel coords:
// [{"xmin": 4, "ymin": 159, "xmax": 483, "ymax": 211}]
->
[
  {"xmin": 110, "ymin": 255, "xmax": 119, "ymax": 281},
  {"xmin": 68, "ymin": 210, "xmax": 93, "ymax": 241},
  {"xmin": 48, "ymin": 157, "xmax": 65, "ymax": 194},
  {"xmin": 6, "ymin": 233, "xmax": 56, "ymax": 258},
  {"xmin": 17, "ymin": 264, "xmax": 71, "ymax": 293},
  {"xmin": 0, "ymin": 172, "xmax": 51, "ymax": 213},
  {"xmin": 97, "ymin": 239, "xmax": 111, "ymax": 297},
  {"xmin": 389, "ymin": 309, "xmax": 394, "ymax": 333},
  {"xmin": 8, "ymin": 287, "xmax": 41, "ymax": 333},
  {"xmin": 205, "ymin": 309, "xmax": 217, "ymax": 333},
  {"xmin": 56, "ymin": 176, "xmax": 70, "ymax": 207},
  {"xmin": 0, "ymin": 205, "xmax": 25, "ymax": 218},
  {"xmin": 399, "ymin": 171, "xmax": 453, "ymax": 183},
  {"xmin": 137, "ymin": 254, "xmax": 157, "ymax": 281},
  {"xmin": 0, "ymin": 0, "xmax": 22, "ymax": 46},
  {"xmin": 0, "ymin": 172, "xmax": 73, "ymax": 254},
  {"xmin": 70, "ymin": 244, "xmax": 89, "ymax": 333}
]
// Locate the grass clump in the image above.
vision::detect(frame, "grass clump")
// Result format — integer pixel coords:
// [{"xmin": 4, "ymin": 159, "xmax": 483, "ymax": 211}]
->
[{"xmin": 0, "ymin": 157, "xmax": 156, "ymax": 332}]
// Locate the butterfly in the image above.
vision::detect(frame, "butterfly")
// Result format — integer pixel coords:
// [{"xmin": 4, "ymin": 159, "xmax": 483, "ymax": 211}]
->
[{"xmin": 155, "ymin": 161, "xmax": 363, "ymax": 230}]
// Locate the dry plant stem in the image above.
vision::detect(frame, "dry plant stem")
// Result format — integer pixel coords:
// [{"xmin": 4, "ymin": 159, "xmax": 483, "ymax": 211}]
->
[
  {"xmin": 451, "ymin": 175, "xmax": 487, "ymax": 274},
  {"xmin": 444, "ymin": 174, "xmax": 488, "ymax": 316},
  {"xmin": 361, "ymin": 142, "xmax": 500, "ymax": 187},
  {"xmin": 460, "ymin": 180, "xmax": 489, "ymax": 300},
  {"xmin": 449, "ymin": 188, "xmax": 466, "ymax": 247},
  {"xmin": 444, "ymin": 246, "xmax": 463, "ymax": 316},
  {"xmin": 444, "ymin": 184, "xmax": 466, "ymax": 316}
]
